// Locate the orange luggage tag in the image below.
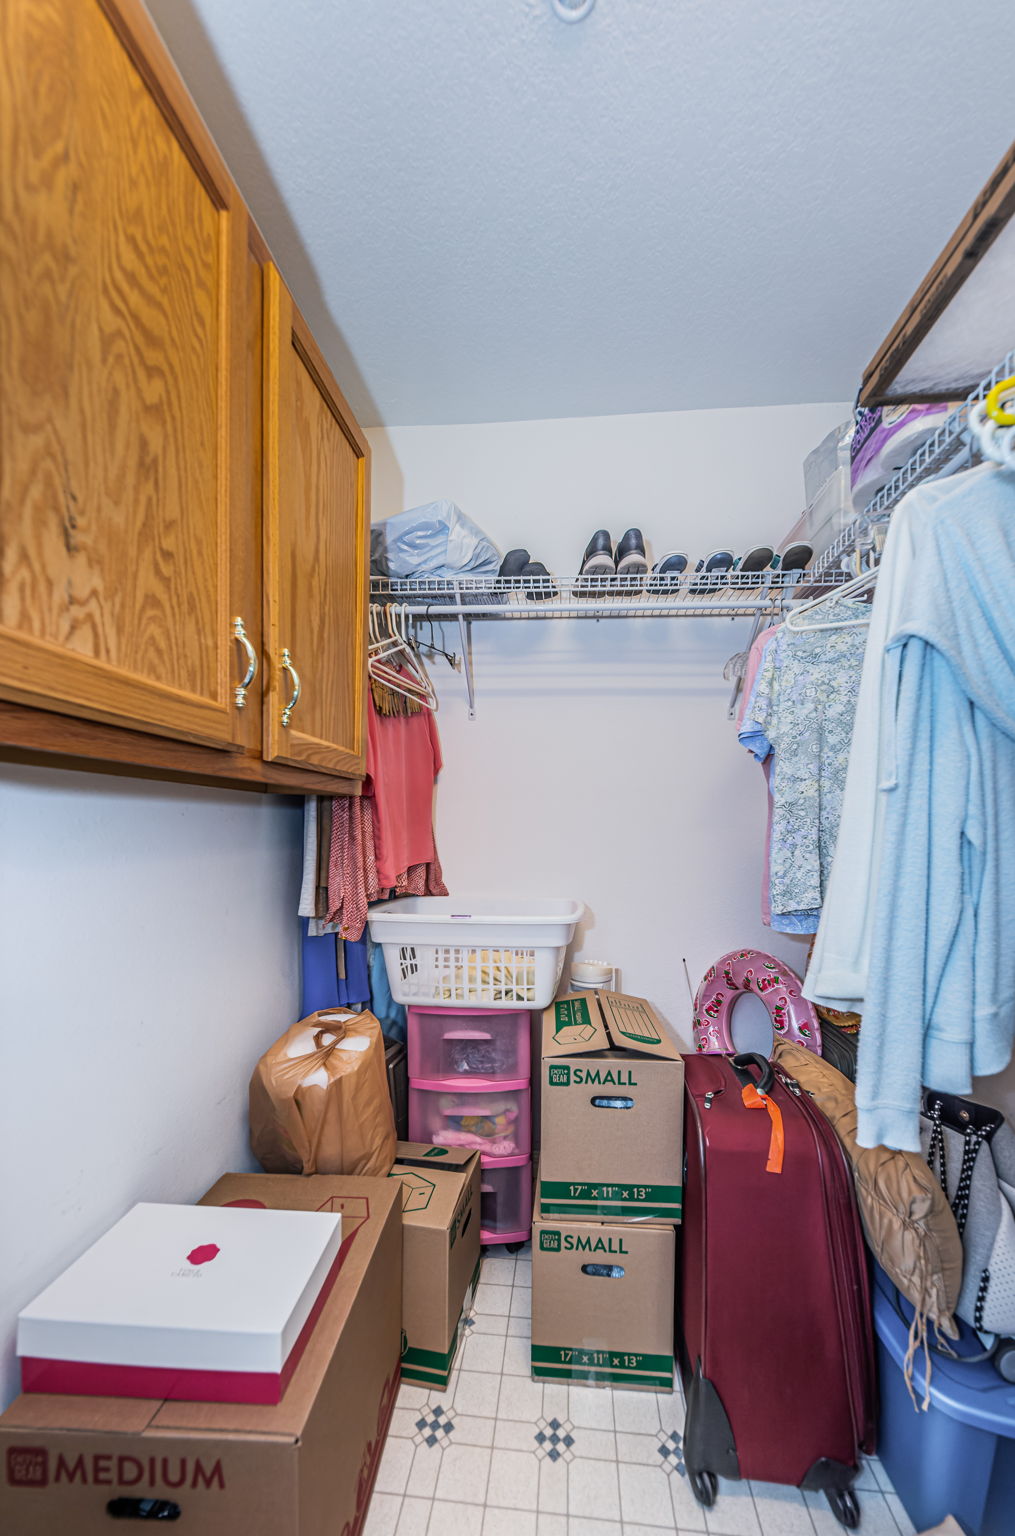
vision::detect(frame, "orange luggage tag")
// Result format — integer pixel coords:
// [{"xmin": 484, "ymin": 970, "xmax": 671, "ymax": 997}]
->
[{"xmin": 741, "ymin": 1083, "xmax": 785, "ymax": 1174}]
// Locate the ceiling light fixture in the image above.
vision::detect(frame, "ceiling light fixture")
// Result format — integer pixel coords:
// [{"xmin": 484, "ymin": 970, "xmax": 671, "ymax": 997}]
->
[{"xmin": 550, "ymin": 0, "xmax": 596, "ymax": 22}]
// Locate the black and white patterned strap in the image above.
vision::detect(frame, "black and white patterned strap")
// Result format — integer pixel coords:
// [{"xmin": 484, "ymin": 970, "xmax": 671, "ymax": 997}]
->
[{"xmin": 953, "ymin": 1121, "xmax": 992, "ymax": 1236}]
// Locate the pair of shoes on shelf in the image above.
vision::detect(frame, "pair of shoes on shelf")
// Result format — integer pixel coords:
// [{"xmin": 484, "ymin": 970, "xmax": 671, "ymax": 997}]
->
[
  {"xmin": 580, "ymin": 528, "xmax": 648, "ymax": 578},
  {"xmin": 686, "ymin": 545, "xmax": 772, "ymax": 593},
  {"xmin": 674, "ymin": 542, "xmax": 813, "ymax": 593},
  {"xmin": 499, "ymin": 547, "xmax": 557, "ymax": 601}
]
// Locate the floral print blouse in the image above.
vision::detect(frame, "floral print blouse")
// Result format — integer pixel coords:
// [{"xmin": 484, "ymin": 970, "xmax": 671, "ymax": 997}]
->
[{"xmin": 746, "ymin": 599, "xmax": 868, "ymax": 918}]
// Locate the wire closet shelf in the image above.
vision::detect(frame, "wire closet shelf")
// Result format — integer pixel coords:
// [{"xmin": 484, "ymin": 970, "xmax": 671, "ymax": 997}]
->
[
  {"xmin": 370, "ymin": 567, "xmax": 852, "ymax": 622},
  {"xmin": 810, "ymin": 347, "xmax": 1015, "ymax": 581},
  {"xmin": 373, "ymin": 348, "xmax": 1015, "ymax": 623}
]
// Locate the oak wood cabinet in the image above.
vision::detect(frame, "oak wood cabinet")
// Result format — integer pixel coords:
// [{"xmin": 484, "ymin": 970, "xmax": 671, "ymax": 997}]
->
[
  {"xmin": 0, "ymin": 0, "xmax": 368, "ymax": 793},
  {"xmin": 263, "ymin": 266, "xmax": 369, "ymax": 779},
  {"xmin": 0, "ymin": 0, "xmax": 248, "ymax": 750}
]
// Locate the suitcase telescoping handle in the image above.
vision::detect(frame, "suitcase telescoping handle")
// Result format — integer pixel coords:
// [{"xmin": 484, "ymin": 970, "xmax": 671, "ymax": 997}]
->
[
  {"xmin": 728, "ymin": 1052, "xmax": 775, "ymax": 1096},
  {"xmin": 727, "ymin": 1053, "xmax": 784, "ymax": 1174}
]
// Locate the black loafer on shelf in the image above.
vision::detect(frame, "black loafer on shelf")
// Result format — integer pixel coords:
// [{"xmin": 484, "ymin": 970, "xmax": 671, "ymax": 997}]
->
[
  {"xmin": 615, "ymin": 527, "xmax": 648, "ymax": 576},
  {"xmin": 522, "ymin": 561, "xmax": 558, "ymax": 601},
  {"xmin": 580, "ymin": 529, "xmax": 615, "ymax": 577},
  {"xmin": 499, "ymin": 548, "xmax": 531, "ymax": 579}
]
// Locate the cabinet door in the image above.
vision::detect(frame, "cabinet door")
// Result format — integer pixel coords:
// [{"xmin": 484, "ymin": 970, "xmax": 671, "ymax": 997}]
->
[
  {"xmin": 0, "ymin": 0, "xmax": 247, "ymax": 748},
  {"xmin": 263, "ymin": 265, "xmax": 369, "ymax": 777}
]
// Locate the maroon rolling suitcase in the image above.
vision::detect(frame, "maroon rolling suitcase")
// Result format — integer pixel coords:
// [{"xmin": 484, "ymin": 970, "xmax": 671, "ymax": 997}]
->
[{"xmin": 680, "ymin": 1052, "xmax": 875, "ymax": 1530}]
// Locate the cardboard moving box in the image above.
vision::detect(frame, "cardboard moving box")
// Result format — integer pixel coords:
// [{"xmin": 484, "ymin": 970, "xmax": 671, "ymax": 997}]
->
[
  {"xmin": 0, "ymin": 1174, "xmax": 401, "ymax": 1536},
  {"xmin": 540, "ymin": 991, "xmax": 684, "ymax": 1221},
  {"xmin": 531, "ymin": 1197, "xmax": 674, "ymax": 1391},
  {"xmin": 388, "ymin": 1143, "xmax": 481, "ymax": 1389}
]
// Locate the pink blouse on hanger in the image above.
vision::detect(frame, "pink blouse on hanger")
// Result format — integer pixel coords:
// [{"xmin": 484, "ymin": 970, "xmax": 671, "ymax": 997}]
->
[{"xmin": 365, "ymin": 693, "xmax": 444, "ymax": 890}]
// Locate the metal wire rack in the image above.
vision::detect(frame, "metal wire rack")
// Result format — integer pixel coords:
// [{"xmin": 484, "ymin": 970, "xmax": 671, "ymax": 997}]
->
[
  {"xmin": 810, "ymin": 348, "xmax": 1015, "ymax": 581},
  {"xmin": 370, "ymin": 567, "xmax": 852, "ymax": 621},
  {"xmin": 372, "ymin": 349, "xmax": 1015, "ymax": 716},
  {"xmin": 371, "ymin": 570, "xmax": 853, "ymax": 718}
]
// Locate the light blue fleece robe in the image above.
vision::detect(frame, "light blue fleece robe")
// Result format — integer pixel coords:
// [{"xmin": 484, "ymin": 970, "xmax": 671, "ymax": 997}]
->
[{"xmin": 856, "ymin": 466, "xmax": 1015, "ymax": 1151}]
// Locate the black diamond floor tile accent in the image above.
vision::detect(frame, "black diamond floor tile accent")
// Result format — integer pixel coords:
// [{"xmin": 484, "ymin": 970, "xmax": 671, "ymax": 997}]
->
[
  {"xmin": 533, "ymin": 1415, "xmax": 576, "ymax": 1463},
  {"xmin": 655, "ymin": 1427, "xmax": 685, "ymax": 1476},
  {"xmin": 412, "ymin": 1405, "xmax": 457, "ymax": 1450}
]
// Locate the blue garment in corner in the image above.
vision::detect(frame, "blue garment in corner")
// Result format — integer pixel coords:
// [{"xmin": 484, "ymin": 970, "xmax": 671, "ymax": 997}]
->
[
  {"xmin": 857, "ymin": 466, "xmax": 1015, "ymax": 1151},
  {"xmin": 369, "ymin": 938, "xmax": 406, "ymax": 1042},
  {"xmin": 300, "ymin": 920, "xmax": 370, "ymax": 1015}
]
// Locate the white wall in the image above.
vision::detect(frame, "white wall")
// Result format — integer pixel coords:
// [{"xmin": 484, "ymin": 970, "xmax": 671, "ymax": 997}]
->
[
  {"xmin": 367, "ymin": 402, "xmax": 849, "ymax": 1033},
  {"xmin": 0, "ymin": 768, "xmax": 302, "ymax": 1409}
]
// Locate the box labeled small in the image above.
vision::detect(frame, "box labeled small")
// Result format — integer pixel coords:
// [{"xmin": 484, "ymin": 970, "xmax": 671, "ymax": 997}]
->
[
  {"xmin": 531, "ymin": 1198, "xmax": 674, "ymax": 1391},
  {"xmin": 539, "ymin": 991, "xmax": 684, "ymax": 1221}
]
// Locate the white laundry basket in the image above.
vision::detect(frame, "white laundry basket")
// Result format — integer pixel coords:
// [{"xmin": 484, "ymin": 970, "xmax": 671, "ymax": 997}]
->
[{"xmin": 368, "ymin": 897, "xmax": 584, "ymax": 1010}]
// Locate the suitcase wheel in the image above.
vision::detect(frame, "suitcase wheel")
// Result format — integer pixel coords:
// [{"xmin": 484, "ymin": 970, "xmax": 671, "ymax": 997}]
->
[
  {"xmin": 688, "ymin": 1469, "xmax": 718, "ymax": 1508},
  {"xmin": 826, "ymin": 1487, "xmax": 860, "ymax": 1530}
]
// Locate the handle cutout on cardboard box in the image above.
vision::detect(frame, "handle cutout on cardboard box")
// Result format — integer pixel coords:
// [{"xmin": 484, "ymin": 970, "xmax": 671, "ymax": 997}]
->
[
  {"xmin": 590, "ymin": 1095, "xmax": 634, "ymax": 1109},
  {"xmin": 581, "ymin": 1263, "xmax": 625, "ymax": 1278},
  {"xmin": 460, "ymin": 1207, "xmax": 473, "ymax": 1239},
  {"xmin": 106, "ymin": 1497, "xmax": 181, "ymax": 1521}
]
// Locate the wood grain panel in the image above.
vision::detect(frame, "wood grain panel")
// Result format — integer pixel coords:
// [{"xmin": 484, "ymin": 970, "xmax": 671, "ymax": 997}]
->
[
  {"xmin": 861, "ymin": 138, "xmax": 1015, "ymax": 405},
  {"xmin": 0, "ymin": 0, "xmax": 246, "ymax": 747},
  {"xmin": 263, "ymin": 266, "xmax": 368, "ymax": 777},
  {"xmin": 0, "ymin": 700, "xmax": 363, "ymax": 796}
]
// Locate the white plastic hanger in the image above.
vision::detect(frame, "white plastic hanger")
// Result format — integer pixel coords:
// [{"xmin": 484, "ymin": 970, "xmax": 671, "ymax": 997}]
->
[
  {"xmin": 368, "ymin": 604, "xmax": 438, "ymax": 711},
  {"xmin": 782, "ymin": 568, "xmax": 876, "ymax": 632},
  {"xmin": 969, "ymin": 400, "xmax": 1015, "ymax": 471}
]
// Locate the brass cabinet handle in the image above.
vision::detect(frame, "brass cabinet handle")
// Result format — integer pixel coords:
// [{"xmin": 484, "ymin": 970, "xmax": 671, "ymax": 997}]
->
[
  {"xmin": 232, "ymin": 616, "xmax": 258, "ymax": 709},
  {"xmin": 280, "ymin": 648, "xmax": 301, "ymax": 727}
]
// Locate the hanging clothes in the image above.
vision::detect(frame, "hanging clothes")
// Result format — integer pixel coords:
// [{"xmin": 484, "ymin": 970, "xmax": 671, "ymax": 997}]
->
[
  {"xmin": 855, "ymin": 464, "xmax": 1015, "ymax": 1151},
  {"xmin": 300, "ymin": 921, "xmax": 371, "ymax": 1014},
  {"xmin": 739, "ymin": 624, "xmax": 821, "ymax": 931},
  {"xmin": 368, "ymin": 936, "xmax": 407, "ymax": 1043},
  {"xmin": 803, "ymin": 469, "xmax": 991, "ymax": 1017},
  {"xmin": 740, "ymin": 600, "xmax": 867, "ymax": 930},
  {"xmin": 366, "ymin": 686, "xmax": 444, "ymax": 888},
  {"xmin": 298, "ymin": 796, "xmax": 336, "ymax": 923},
  {"xmin": 298, "ymin": 796, "xmax": 320, "ymax": 919},
  {"xmin": 322, "ymin": 692, "xmax": 448, "ymax": 940},
  {"xmin": 737, "ymin": 625, "xmax": 780, "ymax": 928}
]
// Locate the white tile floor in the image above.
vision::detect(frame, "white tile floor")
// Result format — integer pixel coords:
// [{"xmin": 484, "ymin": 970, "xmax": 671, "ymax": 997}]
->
[{"xmin": 366, "ymin": 1246, "xmax": 916, "ymax": 1536}]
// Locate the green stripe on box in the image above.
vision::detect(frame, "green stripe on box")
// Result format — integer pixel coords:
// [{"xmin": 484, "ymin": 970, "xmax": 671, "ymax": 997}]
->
[
  {"xmin": 533, "ymin": 1365, "xmax": 673, "ymax": 1389},
  {"xmin": 531, "ymin": 1346, "xmax": 673, "ymax": 1389},
  {"xmin": 539, "ymin": 1180, "xmax": 682, "ymax": 1220},
  {"xmin": 401, "ymin": 1340, "xmax": 457, "ymax": 1374},
  {"xmin": 401, "ymin": 1363, "xmax": 451, "ymax": 1388},
  {"xmin": 540, "ymin": 1202, "xmax": 679, "ymax": 1219}
]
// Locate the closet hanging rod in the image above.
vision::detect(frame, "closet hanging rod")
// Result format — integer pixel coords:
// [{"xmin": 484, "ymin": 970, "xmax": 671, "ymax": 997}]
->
[
  {"xmin": 369, "ymin": 568, "xmax": 853, "ymax": 621},
  {"xmin": 811, "ymin": 348, "xmax": 1015, "ymax": 582}
]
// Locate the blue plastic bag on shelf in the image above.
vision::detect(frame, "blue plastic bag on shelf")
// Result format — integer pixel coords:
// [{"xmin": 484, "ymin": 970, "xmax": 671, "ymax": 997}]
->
[{"xmin": 371, "ymin": 500, "xmax": 500, "ymax": 579}]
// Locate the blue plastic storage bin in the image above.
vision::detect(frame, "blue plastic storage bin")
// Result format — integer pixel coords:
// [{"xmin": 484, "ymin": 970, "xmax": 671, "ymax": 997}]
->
[{"xmin": 873, "ymin": 1265, "xmax": 1015, "ymax": 1536}]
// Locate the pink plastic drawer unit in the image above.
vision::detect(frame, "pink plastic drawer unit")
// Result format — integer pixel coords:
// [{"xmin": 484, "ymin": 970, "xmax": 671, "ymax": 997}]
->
[
  {"xmin": 480, "ymin": 1155, "xmax": 532, "ymax": 1245},
  {"xmin": 408, "ymin": 1080, "xmax": 531, "ymax": 1160},
  {"xmin": 407, "ymin": 1008, "xmax": 530, "ymax": 1082}
]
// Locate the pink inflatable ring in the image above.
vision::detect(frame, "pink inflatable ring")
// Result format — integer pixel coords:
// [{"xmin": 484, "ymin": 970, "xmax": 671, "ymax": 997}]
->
[{"xmin": 692, "ymin": 950, "xmax": 821, "ymax": 1056}]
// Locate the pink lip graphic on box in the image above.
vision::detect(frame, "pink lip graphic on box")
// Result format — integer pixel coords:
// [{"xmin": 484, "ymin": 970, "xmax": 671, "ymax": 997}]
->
[{"xmin": 186, "ymin": 1243, "xmax": 220, "ymax": 1266}]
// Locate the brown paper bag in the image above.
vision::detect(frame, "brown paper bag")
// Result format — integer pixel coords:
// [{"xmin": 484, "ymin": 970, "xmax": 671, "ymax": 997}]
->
[{"xmin": 250, "ymin": 1009, "xmax": 396, "ymax": 1177}]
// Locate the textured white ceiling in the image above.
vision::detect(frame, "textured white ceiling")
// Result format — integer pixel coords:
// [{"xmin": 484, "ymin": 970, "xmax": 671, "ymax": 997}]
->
[{"xmin": 147, "ymin": 0, "xmax": 1013, "ymax": 427}]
